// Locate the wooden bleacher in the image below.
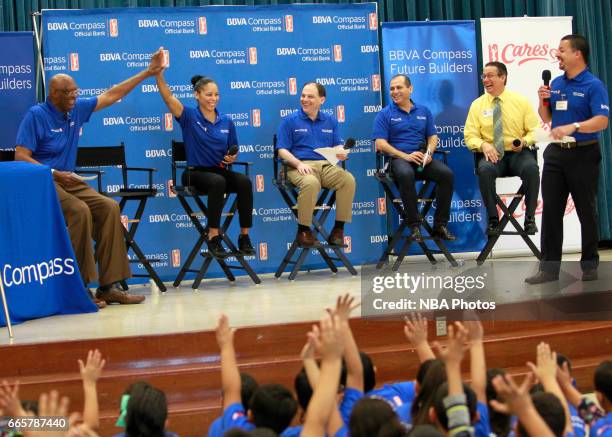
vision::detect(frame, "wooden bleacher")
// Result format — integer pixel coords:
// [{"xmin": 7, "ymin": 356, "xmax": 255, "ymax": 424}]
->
[{"xmin": 1, "ymin": 319, "xmax": 610, "ymax": 437}]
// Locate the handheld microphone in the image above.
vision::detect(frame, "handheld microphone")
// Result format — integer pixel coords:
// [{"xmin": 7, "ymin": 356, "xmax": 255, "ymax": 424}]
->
[
  {"xmin": 542, "ymin": 70, "xmax": 551, "ymax": 107},
  {"xmin": 343, "ymin": 137, "xmax": 356, "ymax": 150},
  {"xmin": 512, "ymin": 139, "xmax": 522, "ymax": 148},
  {"xmin": 227, "ymin": 145, "xmax": 238, "ymax": 155},
  {"xmin": 417, "ymin": 143, "xmax": 430, "ymax": 172}
]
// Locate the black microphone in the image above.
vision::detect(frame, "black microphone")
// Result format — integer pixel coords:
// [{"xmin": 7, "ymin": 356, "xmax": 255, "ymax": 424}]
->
[
  {"xmin": 417, "ymin": 143, "xmax": 429, "ymax": 172},
  {"xmin": 343, "ymin": 137, "xmax": 356, "ymax": 150},
  {"xmin": 542, "ymin": 70, "xmax": 551, "ymax": 107},
  {"xmin": 227, "ymin": 145, "xmax": 238, "ymax": 155},
  {"xmin": 513, "ymin": 139, "xmax": 522, "ymax": 148}
]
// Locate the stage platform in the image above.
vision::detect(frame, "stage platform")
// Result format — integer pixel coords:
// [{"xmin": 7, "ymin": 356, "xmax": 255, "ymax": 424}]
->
[
  {"xmin": 1, "ymin": 252, "xmax": 611, "ymax": 437},
  {"xmin": 2, "ymin": 251, "xmax": 611, "ymax": 345}
]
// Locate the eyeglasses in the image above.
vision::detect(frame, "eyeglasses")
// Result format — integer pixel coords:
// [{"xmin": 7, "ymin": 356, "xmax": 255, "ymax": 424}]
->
[
  {"xmin": 481, "ymin": 74, "xmax": 501, "ymax": 80},
  {"xmin": 59, "ymin": 88, "xmax": 79, "ymax": 97}
]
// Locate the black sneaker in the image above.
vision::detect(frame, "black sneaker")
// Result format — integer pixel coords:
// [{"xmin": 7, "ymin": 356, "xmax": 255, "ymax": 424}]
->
[
  {"xmin": 486, "ymin": 219, "xmax": 500, "ymax": 236},
  {"xmin": 238, "ymin": 234, "xmax": 255, "ymax": 255},
  {"xmin": 410, "ymin": 226, "xmax": 424, "ymax": 243},
  {"xmin": 207, "ymin": 235, "xmax": 229, "ymax": 258},
  {"xmin": 433, "ymin": 224, "xmax": 457, "ymax": 241},
  {"xmin": 524, "ymin": 217, "xmax": 538, "ymax": 235}
]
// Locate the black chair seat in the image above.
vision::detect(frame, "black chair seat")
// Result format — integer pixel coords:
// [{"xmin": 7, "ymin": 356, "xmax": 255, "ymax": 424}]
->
[
  {"xmin": 170, "ymin": 140, "xmax": 261, "ymax": 289},
  {"xmin": 114, "ymin": 188, "xmax": 157, "ymax": 197},
  {"xmin": 473, "ymin": 149, "xmax": 542, "ymax": 265},
  {"xmin": 271, "ymin": 135, "xmax": 357, "ymax": 280},
  {"xmin": 375, "ymin": 151, "xmax": 458, "ymax": 271},
  {"xmin": 75, "ymin": 144, "xmax": 166, "ymax": 292}
]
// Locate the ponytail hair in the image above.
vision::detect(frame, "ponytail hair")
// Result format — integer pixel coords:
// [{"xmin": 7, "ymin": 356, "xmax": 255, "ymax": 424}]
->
[{"xmin": 191, "ymin": 75, "xmax": 216, "ymax": 91}]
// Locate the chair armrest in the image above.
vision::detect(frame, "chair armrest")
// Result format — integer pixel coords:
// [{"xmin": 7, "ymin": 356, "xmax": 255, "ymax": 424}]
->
[
  {"xmin": 228, "ymin": 161, "xmax": 253, "ymax": 175},
  {"xmin": 125, "ymin": 167, "xmax": 156, "ymax": 191},
  {"xmin": 125, "ymin": 166, "xmax": 157, "ymax": 172},
  {"xmin": 74, "ymin": 169, "xmax": 105, "ymax": 192}
]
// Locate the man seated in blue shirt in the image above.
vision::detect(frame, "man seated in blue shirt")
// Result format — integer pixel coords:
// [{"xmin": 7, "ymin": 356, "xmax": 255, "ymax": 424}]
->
[
  {"xmin": 276, "ymin": 82, "xmax": 356, "ymax": 247},
  {"xmin": 14, "ymin": 48, "xmax": 165, "ymax": 307},
  {"xmin": 526, "ymin": 34, "xmax": 609, "ymax": 284},
  {"xmin": 373, "ymin": 74, "xmax": 455, "ymax": 242}
]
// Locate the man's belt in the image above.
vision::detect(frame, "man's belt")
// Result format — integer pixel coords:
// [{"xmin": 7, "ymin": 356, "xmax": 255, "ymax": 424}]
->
[{"xmin": 556, "ymin": 139, "xmax": 599, "ymax": 149}]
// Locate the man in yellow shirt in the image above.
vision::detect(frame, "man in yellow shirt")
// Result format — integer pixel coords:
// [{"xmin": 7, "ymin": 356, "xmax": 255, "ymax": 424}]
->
[{"xmin": 464, "ymin": 61, "xmax": 540, "ymax": 236}]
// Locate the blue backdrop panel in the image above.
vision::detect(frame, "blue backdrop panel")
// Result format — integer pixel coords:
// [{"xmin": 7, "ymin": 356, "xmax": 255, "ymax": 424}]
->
[
  {"xmin": 380, "ymin": 21, "xmax": 484, "ymax": 253},
  {"xmin": 0, "ymin": 162, "xmax": 97, "ymax": 327},
  {"xmin": 0, "ymin": 32, "xmax": 36, "ymax": 150},
  {"xmin": 42, "ymin": 5, "xmax": 383, "ymax": 282}
]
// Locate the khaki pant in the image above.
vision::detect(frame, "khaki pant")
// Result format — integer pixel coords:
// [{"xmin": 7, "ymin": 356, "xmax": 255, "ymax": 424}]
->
[
  {"xmin": 55, "ymin": 181, "xmax": 131, "ymax": 286},
  {"xmin": 287, "ymin": 161, "xmax": 356, "ymax": 227}
]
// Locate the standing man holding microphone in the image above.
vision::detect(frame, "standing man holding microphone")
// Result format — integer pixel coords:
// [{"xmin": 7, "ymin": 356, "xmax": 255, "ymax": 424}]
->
[{"xmin": 525, "ymin": 34, "xmax": 609, "ymax": 284}]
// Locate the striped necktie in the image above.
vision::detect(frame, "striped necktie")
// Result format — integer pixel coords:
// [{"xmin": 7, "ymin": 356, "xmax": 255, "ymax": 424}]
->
[{"xmin": 493, "ymin": 96, "xmax": 504, "ymax": 159}]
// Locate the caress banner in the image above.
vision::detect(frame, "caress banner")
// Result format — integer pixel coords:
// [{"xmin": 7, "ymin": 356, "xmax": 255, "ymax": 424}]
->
[
  {"xmin": 380, "ymin": 21, "xmax": 481, "ymax": 253},
  {"xmin": 0, "ymin": 32, "xmax": 36, "ymax": 150},
  {"xmin": 481, "ymin": 16, "xmax": 578, "ymax": 255},
  {"xmin": 42, "ymin": 5, "xmax": 382, "ymax": 282}
]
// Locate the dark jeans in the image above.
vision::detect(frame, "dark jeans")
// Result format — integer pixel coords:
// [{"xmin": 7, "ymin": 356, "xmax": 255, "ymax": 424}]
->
[
  {"xmin": 540, "ymin": 143, "xmax": 601, "ymax": 273},
  {"xmin": 476, "ymin": 148, "xmax": 540, "ymax": 220},
  {"xmin": 389, "ymin": 157, "xmax": 454, "ymax": 226},
  {"xmin": 182, "ymin": 167, "xmax": 253, "ymax": 229}
]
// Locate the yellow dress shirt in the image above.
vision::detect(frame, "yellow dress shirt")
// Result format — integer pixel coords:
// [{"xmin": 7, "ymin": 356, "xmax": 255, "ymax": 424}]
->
[{"xmin": 464, "ymin": 89, "xmax": 539, "ymax": 152}]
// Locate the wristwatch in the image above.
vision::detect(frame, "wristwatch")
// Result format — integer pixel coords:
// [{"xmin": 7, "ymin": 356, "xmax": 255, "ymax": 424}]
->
[{"xmin": 573, "ymin": 122, "xmax": 581, "ymax": 132}]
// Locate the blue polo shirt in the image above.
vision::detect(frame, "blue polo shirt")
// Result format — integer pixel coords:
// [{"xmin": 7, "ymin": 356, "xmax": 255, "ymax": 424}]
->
[
  {"xmin": 177, "ymin": 106, "xmax": 238, "ymax": 168},
  {"xmin": 209, "ymin": 402, "xmax": 299, "ymax": 437},
  {"xmin": 372, "ymin": 101, "xmax": 436, "ymax": 153},
  {"xmin": 15, "ymin": 97, "xmax": 98, "ymax": 171},
  {"xmin": 367, "ymin": 381, "xmax": 416, "ymax": 408},
  {"xmin": 589, "ymin": 412, "xmax": 611, "ymax": 437},
  {"xmin": 276, "ymin": 109, "xmax": 343, "ymax": 161},
  {"xmin": 550, "ymin": 68, "xmax": 609, "ymax": 142}
]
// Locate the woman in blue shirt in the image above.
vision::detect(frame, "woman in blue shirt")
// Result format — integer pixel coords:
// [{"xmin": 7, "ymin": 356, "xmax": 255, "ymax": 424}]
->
[{"xmin": 156, "ymin": 70, "xmax": 254, "ymax": 257}]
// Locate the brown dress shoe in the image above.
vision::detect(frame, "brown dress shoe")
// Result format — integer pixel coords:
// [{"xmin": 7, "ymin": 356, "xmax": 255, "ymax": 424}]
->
[
  {"xmin": 327, "ymin": 228, "xmax": 345, "ymax": 246},
  {"xmin": 96, "ymin": 286, "xmax": 145, "ymax": 305},
  {"xmin": 582, "ymin": 270, "xmax": 598, "ymax": 281},
  {"xmin": 524, "ymin": 271, "xmax": 559, "ymax": 284},
  {"xmin": 88, "ymin": 289, "xmax": 107, "ymax": 309},
  {"xmin": 296, "ymin": 229, "xmax": 315, "ymax": 247}
]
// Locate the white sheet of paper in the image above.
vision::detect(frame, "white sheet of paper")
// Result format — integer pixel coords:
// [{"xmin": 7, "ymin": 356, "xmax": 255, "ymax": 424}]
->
[
  {"xmin": 71, "ymin": 172, "xmax": 98, "ymax": 181},
  {"xmin": 314, "ymin": 145, "xmax": 349, "ymax": 165},
  {"xmin": 534, "ymin": 128, "xmax": 575, "ymax": 144}
]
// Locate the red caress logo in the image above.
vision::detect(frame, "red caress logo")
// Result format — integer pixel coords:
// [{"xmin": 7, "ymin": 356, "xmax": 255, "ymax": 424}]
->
[
  {"xmin": 164, "ymin": 113, "xmax": 173, "ymax": 131},
  {"xmin": 336, "ymin": 105, "xmax": 345, "ymax": 123},
  {"xmin": 487, "ymin": 42, "xmax": 558, "ymax": 66},
  {"xmin": 288, "ymin": 77, "xmax": 297, "ymax": 95},
  {"xmin": 285, "ymin": 15, "xmax": 294, "ymax": 32},
  {"xmin": 249, "ymin": 47, "xmax": 258, "ymax": 65},
  {"xmin": 109, "ymin": 19, "xmax": 119, "ymax": 37},
  {"xmin": 171, "ymin": 249, "xmax": 181, "ymax": 267},
  {"xmin": 333, "ymin": 45, "xmax": 342, "ymax": 62},
  {"xmin": 198, "ymin": 17, "xmax": 208, "ymax": 35},
  {"xmin": 368, "ymin": 13, "xmax": 378, "ymax": 30},
  {"xmin": 69, "ymin": 53, "xmax": 79, "ymax": 71},
  {"xmin": 371, "ymin": 74, "xmax": 381, "ymax": 91},
  {"xmin": 251, "ymin": 109, "xmax": 261, "ymax": 127},
  {"xmin": 259, "ymin": 243, "xmax": 268, "ymax": 260},
  {"xmin": 377, "ymin": 197, "xmax": 386, "ymax": 215},
  {"xmin": 256, "ymin": 175, "xmax": 264, "ymax": 192},
  {"xmin": 167, "ymin": 179, "xmax": 176, "ymax": 198}
]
